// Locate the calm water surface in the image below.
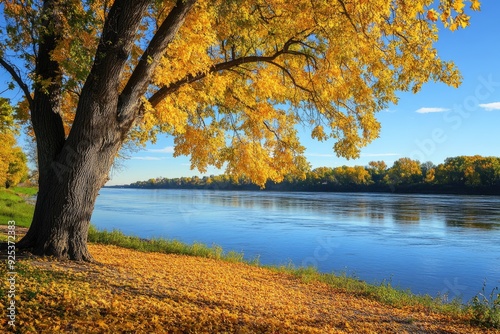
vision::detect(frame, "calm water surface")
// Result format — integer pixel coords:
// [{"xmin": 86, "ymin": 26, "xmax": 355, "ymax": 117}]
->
[{"xmin": 92, "ymin": 188, "xmax": 500, "ymax": 302}]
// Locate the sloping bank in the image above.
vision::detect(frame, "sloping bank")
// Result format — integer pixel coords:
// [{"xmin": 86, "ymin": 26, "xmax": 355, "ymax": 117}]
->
[{"xmin": 2, "ymin": 238, "xmax": 498, "ymax": 333}]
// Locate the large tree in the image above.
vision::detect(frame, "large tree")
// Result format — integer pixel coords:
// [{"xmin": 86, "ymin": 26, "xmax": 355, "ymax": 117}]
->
[{"xmin": 0, "ymin": 0, "xmax": 479, "ymax": 260}]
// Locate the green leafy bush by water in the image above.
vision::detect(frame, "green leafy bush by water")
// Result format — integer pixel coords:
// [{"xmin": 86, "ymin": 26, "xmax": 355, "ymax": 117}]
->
[{"xmin": 471, "ymin": 285, "xmax": 500, "ymax": 328}]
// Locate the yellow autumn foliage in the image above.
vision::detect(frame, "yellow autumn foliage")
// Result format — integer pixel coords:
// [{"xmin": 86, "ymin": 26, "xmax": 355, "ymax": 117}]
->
[
  {"xmin": 0, "ymin": 99, "xmax": 29, "ymax": 187},
  {"xmin": 2, "ymin": 0, "xmax": 480, "ymax": 186}
]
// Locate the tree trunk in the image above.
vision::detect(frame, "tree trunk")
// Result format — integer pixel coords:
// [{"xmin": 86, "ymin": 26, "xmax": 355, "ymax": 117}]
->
[
  {"xmin": 19, "ymin": 125, "xmax": 122, "ymax": 261},
  {"xmin": 15, "ymin": 0, "xmax": 196, "ymax": 261},
  {"xmin": 19, "ymin": 69, "xmax": 126, "ymax": 261}
]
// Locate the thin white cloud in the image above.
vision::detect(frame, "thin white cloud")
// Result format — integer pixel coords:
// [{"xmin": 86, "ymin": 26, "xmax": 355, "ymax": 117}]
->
[
  {"xmin": 307, "ymin": 152, "xmax": 399, "ymax": 158},
  {"xmin": 360, "ymin": 153, "xmax": 400, "ymax": 157},
  {"xmin": 147, "ymin": 146, "xmax": 175, "ymax": 153},
  {"xmin": 479, "ymin": 102, "xmax": 500, "ymax": 111},
  {"xmin": 306, "ymin": 153, "xmax": 336, "ymax": 157},
  {"xmin": 415, "ymin": 107, "xmax": 450, "ymax": 114},
  {"xmin": 132, "ymin": 157, "xmax": 165, "ymax": 161}
]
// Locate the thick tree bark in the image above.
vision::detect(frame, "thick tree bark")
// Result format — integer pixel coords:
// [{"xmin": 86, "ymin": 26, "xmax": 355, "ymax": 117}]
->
[
  {"xmin": 19, "ymin": 124, "xmax": 122, "ymax": 261},
  {"xmin": 17, "ymin": 0, "xmax": 151, "ymax": 260},
  {"xmin": 18, "ymin": 0, "xmax": 197, "ymax": 261}
]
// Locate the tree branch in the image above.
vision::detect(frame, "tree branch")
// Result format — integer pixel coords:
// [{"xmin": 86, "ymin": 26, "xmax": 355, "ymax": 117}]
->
[
  {"xmin": 68, "ymin": 0, "xmax": 151, "ymax": 140},
  {"xmin": 0, "ymin": 57, "xmax": 34, "ymax": 109},
  {"xmin": 30, "ymin": 0, "xmax": 67, "ymax": 186},
  {"xmin": 337, "ymin": 0, "xmax": 359, "ymax": 33},
  {"xmin": 266, "ymin": 60, "xmax": 313, "ymax": 94},
  {"xmin": 80, "ymin": 0, "xmax": 151, "ymax": 94},
  {"xmin": 149, "ymin": 39, "xmax": 313, "ymax": 107},
  {"xmin": 262, "ymin": 120, "xmax": 290, "ymax": 148},
  {"xmin": 118, "ymin": 0, "xmax": 197, "ymax": 124}
]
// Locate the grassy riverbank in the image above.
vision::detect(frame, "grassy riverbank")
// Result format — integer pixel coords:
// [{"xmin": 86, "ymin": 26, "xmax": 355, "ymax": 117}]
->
[
  {"xmin": 1, "ymin": 186, "xmax": 499, "ymax": 332},
  {"xmin": 2, "ymin": 243, "xmax": 498, "ymax": 333},
  {"xmin": 86, "ymin": 227, "xmax": 500, "ymax": 331},
  {"xmin": 87, "ymin": 227, "xmax": 459, "ymax": 311},
  {"xmin": 0, "ymin": 186, "xmax": 37, "ymax": 228}
]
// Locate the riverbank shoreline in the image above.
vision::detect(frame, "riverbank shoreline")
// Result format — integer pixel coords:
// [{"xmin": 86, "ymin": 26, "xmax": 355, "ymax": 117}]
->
[
  {"xmin": 1, "ymin": 224, "xmax": 499, "ymax": 331},
  {"xmin": 2, "ymin": 243, "xmax": 498, "ymax": 333},
  {"xmin": 1, "ymin": 186, "xmax": 499, "ymax": 331}
]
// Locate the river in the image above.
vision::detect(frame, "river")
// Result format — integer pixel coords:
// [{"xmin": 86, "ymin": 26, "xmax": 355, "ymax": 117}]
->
[{"xmin": 91, "ymin": 188, "xmax": 500, "ymax": 302}]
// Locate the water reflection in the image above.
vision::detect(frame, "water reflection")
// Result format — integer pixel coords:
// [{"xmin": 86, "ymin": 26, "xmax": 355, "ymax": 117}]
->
[
  {"xmin": 171, "ymin": 191, "xmax": 500, "ymax": 231},
  {"xmin": 446, "ymin": 220, "xmax": 498, "ymax": 230}
]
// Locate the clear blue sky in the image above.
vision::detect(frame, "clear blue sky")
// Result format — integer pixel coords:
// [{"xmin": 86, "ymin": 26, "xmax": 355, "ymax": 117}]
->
[{"xmin": 2, "ymin": 2, "xmax": 499, "ymax": 185}]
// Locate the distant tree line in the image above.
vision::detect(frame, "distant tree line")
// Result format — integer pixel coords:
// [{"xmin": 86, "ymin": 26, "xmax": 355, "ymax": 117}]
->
[{"xmin": 124, "ymin": 156, "xmax": 500, "ymax": 195}]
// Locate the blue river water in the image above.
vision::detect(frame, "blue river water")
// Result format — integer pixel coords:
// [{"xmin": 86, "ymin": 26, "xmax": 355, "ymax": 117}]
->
[{"xmin": 91, "ymin": 188, "xmax": 500, "ymax": 302}]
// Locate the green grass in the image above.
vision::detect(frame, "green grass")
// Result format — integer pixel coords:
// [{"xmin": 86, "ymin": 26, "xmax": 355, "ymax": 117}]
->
[
  {"xmin": 470, "ymin": 285, "xmax": 500, "ymax": 328},
  {"xmin": 268, "ymin": 263, "xmax": 465, "ymax": 316},
  {"xmin": 10, "ymin": 186, "xmax": 38, "ymax": 196},
  {"xmin": 0, "ymin": 187, "xmax": 498, "ymax": 328},
  {"xmin": 88, "ymin": 226, "xmax": 247, "ymax": 263},
  {"xmin": 0, "ymin": 186, "xmax": 37, "ymax": 227}
]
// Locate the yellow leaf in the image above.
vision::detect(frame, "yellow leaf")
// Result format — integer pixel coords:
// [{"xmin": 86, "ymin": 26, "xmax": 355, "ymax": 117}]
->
[
  {"xmin": 470, "ymin": 0, "xmax": 481, "ymax": 11},
  {"xmin": 426, "ymin": 9, "xmax": 439, "ymax": 22},
  {"xmin": 452, "ymin": 0, "xmax": 465, "ymax": 13}
]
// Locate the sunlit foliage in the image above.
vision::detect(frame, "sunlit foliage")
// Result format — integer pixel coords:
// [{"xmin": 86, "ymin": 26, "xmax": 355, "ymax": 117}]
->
[
  {"xmin": 435, "ymin": 156, "xmax": 500, "ymax": 186},
  {"xmin": 385, "ymin": 157, "xmax": 423, "ymax": 186},
  {"xmin": 0, "ymin": 98, "xmax": 29, "ymax": 187},
  {"xmin": 1, "ymin": 0, "xmax": 480, "ymax": 186},
  {"xmin": 129, "ymin": 155, "xmax": 500, "ymax": 192}
]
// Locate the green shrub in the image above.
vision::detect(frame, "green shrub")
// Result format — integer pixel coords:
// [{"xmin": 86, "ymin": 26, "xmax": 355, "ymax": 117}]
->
[{"xmin": 470, "ymin": 285, "xmax": 500, "ymax": 328}]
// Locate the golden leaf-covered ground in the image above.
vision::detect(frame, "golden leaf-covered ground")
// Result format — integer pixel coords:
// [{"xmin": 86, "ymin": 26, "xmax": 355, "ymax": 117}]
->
[{"xmin": 2, "ymin": 244, "xmax": 498, "ymax": 333}]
